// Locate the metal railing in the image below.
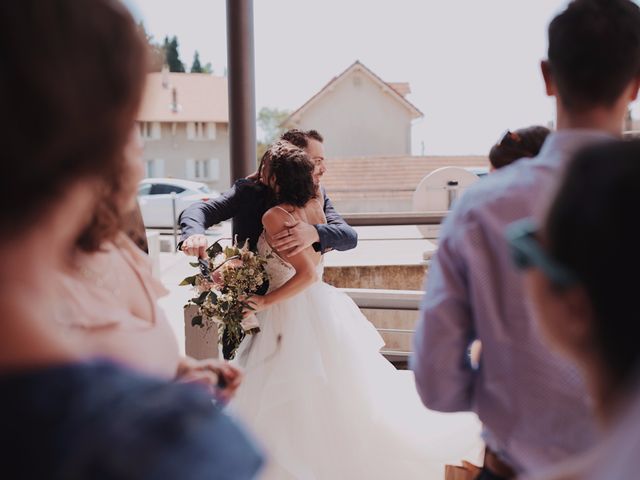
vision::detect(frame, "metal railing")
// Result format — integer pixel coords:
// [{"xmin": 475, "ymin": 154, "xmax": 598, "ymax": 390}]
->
[
  {"xmin": 147, "ymin": 210, "xmax": 450, "ymax": 251},
  {"xmin": 340, "ymin": 288, "xmax": 424, "ymax": 359},
  {"xmin": 340, "ymin": 288, "xmax": 423, "ymax": 310}
]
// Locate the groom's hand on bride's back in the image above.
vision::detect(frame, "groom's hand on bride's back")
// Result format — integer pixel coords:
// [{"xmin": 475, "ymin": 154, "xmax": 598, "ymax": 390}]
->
[
  {"xmin": 272, "ymin": 220, "xmax": 320, "ymax": 257},
  {"xmin": 181, "ymin": 234, "xmax": 208, "ymax": 258}
]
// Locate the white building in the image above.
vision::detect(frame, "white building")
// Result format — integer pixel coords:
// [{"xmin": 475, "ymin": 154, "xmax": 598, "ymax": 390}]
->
[
  {"xmin": 137, "ymin": 70, "xmax": 231, "ymax": 191},
  {"xmin": 283, "ymin": 61, "xmax": 423, "ymax": 157}
]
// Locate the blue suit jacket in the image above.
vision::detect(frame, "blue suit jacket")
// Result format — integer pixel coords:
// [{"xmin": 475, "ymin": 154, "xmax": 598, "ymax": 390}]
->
[{"xmin": 179, "ymin": 179, "xmax": 357, "ymax": 253}]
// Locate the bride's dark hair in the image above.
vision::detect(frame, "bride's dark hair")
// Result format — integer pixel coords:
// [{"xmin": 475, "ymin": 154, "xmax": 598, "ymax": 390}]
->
[{"xmin": 268, "ymin": 141, "xmax": 316, "ymax": 207}]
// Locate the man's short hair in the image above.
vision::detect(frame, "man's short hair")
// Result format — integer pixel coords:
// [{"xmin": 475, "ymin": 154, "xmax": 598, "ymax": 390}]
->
[
  {"xmin": 280, "ymin": 129, "xmax": 324, "ymax": 149},
  {"xmin": 548, "ymin": 0, "xmax": 640, "ymax": 111}
]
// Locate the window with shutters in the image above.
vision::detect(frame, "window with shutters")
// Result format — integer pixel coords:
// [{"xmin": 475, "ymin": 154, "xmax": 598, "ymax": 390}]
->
[
  {"xmin": 187, "ymin": 158, "xmax": 219, "ymax": 181},
  {"xmin": 187, "ymin": 122, "xmax": 216, "ymax": 140},
  {"xmin": 139, "ymin": 122, "xmax": 161, "ymax": 140},
  {"xmin": 144, "ymin": 159, "xmax": 165, "ymax": 178}
]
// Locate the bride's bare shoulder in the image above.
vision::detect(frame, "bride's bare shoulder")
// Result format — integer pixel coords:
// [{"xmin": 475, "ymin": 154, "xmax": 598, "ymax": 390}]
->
[{"xmin": 262, "ymin": 204, "xmax": 295, "ymax": 233}]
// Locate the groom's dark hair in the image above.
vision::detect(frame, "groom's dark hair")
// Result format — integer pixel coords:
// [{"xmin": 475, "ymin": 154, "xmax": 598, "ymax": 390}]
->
[
  {"xmin": 268, "ymin": 141, "xmax": 316, "ymax": 207},
  {"xmin": 280, "ymin": 129, "xmax": 324, "ymax": 149}
]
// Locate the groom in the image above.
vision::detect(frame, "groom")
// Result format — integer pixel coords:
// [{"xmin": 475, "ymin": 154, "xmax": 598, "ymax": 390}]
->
[{"xmin": 179, "ymin": 129, "xmax": 358, "ymax": 358}]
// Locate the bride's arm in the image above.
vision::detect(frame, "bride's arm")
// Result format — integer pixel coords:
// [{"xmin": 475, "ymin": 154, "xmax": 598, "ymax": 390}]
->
[{"xmin": 248, "ymin": 209, "xmax": 318, "ymax": 312}]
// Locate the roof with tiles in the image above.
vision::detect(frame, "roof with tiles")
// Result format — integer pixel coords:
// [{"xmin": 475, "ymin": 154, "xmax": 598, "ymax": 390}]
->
[
  {"xmin": 321, "ymin": 155, "xmax": 489, "ymax": 201},
  {"xmin": 138, "ymin": 71, "xmax": 228, "ymax": 123}
]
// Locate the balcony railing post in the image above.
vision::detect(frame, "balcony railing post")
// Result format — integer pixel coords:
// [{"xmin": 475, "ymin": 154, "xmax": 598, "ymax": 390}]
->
[{"xmin": 447, "ymin": 180, "xmax": 459, "ymax": 209}]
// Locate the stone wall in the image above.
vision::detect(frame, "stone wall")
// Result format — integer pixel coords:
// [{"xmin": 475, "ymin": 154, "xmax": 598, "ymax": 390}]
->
[{"xmin": 323, "ymin": 264, "xmax": 426, "ymax": 290}]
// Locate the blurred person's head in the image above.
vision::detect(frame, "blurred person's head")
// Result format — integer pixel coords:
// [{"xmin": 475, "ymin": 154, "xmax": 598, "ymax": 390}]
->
[
  {"xmin": 510, "ymin": 140, "xmax": 640, "ymax": 422},
  {"xmin": 489, "ymin": 126, "xmax": 551, "ymax": 170},
  {"xmin": 0, "ymin": 0, "xmax": 147, "ymax": 271},
  {"xmin": 280, "ymin": 129, "xmax": 326, "ymax": 186},
  {"xmin": 266, "ymin": 141, "xmax": 316, "ymax": 207},
  {"xmin": 542, "ymin": 0, "xmax": 640, "ymax": 132}
]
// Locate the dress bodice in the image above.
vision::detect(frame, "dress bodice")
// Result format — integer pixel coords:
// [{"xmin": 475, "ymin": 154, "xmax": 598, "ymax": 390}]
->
[{"xmin": 257, "ymin": 233, "xmax": 323, "ymax": 293}]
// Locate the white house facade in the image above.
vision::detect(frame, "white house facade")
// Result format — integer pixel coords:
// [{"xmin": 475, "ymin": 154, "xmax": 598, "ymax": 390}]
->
[
  {"xmin": 283, "ymin": 61, "xmax": 423, "ymax": 158},
  {"xmin": 137, "ymin": 71, "xmax": 231, "ymax": 191}
]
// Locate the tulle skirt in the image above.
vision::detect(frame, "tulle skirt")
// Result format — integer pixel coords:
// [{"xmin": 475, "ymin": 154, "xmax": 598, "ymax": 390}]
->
[{"xmin": 230, "ymin": 281, "xmax": 482, "ymax": 480}]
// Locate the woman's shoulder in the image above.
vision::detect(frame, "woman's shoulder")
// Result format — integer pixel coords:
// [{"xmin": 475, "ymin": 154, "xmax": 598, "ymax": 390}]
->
[{"xmin": 262, "ymin": 204, "xmax": 295, "ymax": 227}]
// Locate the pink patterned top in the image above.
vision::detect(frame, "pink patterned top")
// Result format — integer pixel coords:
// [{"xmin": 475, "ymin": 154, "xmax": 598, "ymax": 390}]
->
[{"xmin": 55, "ymin": 233, "xmax": 180, "ymax": 379}]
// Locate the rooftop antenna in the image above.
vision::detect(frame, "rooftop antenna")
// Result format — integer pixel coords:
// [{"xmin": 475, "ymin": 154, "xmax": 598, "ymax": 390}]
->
[
  {"xmin": 161, "ymin": 64, "xmax": 170, "ymax": 89},
  {"xmin": 170, "ymin": 87, "xmax": 181, "ymax": 113}
]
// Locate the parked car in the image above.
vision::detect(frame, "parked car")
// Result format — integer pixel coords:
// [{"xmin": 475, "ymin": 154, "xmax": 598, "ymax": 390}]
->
[
  {"xmin": 137, "ymin": 178, "xmax": 219, "ymax": 228},
  {"xmin": 464, "ymin": 166, "xmax": 490, "ymax": 178}
]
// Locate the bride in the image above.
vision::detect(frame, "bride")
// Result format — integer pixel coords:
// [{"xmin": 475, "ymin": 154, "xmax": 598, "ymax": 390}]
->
[{"xmin": 230, "ymin": 141, "xmax": 481, "ymax": 479}]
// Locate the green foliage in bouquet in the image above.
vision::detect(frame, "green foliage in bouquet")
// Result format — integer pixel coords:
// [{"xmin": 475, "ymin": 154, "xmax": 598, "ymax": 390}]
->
[{"xmin": 180, "ymin": 238, "xmax": 270, "ymax": 358}]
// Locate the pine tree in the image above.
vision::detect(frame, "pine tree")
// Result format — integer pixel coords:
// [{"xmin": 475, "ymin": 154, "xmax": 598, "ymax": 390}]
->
[
  {"xmin": 164, "ymin": 36, "xmax": 185, "ymax": 73},
  {"xmin": 191, "ymin": 51, "xmax": 203, "ymax": 73}
]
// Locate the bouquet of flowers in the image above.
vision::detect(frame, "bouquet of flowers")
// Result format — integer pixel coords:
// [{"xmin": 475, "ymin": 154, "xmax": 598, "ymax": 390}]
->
[{"xmin": 181, "ymin": 238, "xmax": 270, "ymax": 359}]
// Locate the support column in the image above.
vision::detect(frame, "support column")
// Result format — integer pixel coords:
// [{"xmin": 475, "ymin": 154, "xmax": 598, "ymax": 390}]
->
[{"xmin": 226, "ymin": 0, "xmax": 257, "ymax": 181}]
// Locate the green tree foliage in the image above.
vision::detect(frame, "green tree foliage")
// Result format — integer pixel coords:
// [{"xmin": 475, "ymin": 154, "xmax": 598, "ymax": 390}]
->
[
  {"xmin": 256, "ymin": 107, "xmax": 291, "ymax": 162},
  {"xmin": 164, "ymin": 36, "xmax": 185, "ymax": 72},
  {"xmin": 191, "ymin": 51, "xmax": 203, "ymax": 73},
  {"xmin": 202, "ymin": 62, "xmax": 214, "ymax": 74},
  {"xmin": 257, "ymin": 107, "xmax": 290, "ymax": 144},
  {"xmin": 191, "ymin": 51, "xmax": 214, "ymax": 74}
]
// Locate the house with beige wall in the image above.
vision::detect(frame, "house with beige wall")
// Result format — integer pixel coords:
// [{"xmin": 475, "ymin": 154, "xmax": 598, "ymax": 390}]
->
[
  {"xmin": 137, "ymin": 70, "xmax": 231, "ymax": 192},
  {"xmin": 283, "ymin": 61, "xmax": 423, "ymax": 157}
]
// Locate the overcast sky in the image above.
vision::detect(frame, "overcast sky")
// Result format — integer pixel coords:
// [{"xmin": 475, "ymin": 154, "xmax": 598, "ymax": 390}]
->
[{"xmin": 128, "ymin": 0, "xmax": 640, "ymax": 155}]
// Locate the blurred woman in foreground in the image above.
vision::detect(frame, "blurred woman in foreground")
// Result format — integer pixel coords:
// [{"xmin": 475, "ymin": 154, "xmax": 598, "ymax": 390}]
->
[{"xmin": 0, "ymin": 1, "xmax": 262, "ymax": 477}]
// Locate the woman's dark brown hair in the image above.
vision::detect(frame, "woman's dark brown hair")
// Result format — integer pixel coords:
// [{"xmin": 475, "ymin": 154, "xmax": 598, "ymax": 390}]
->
[
  {"xmin": 75, "ymin": 161, "xmax": 133, "ymax": 252},
  {"xmin": 268, "ymin": 141, "xmax": 316, "ymax": 207},
  {"xmin": 546, "ymin": 139, "xmax": 640, "ymax": 390},
  {"xmin": 0, "ymin": 0, "xmax": 147, "ymax": 239},
  {"xmin": 489, "ymin": 126, "xmax": 551, "ymax": 169}
]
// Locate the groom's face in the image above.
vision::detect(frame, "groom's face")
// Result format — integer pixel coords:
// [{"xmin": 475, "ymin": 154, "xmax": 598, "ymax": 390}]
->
[{"xmin": 306, "ymin": 139, "xmax": 326, "ymax": 186}]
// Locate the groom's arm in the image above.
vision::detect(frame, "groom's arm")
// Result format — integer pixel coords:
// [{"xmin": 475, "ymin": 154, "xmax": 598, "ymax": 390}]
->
[
  {"xmin": 179, "ymin": 180, "xmax": 249, "ymax": 252},
  {"xmin": 271, "ymin": 189, "xmax": 358, "ymax": 256},
  {"xmin": 315, "ymin": 190, "xmax": 357, "ymax": 252}
]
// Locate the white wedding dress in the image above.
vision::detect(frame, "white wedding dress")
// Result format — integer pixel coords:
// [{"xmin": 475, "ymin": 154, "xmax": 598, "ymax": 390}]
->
[{"xmin": 230, "ymin": 232, "xmax": 483, "ymax": 480}]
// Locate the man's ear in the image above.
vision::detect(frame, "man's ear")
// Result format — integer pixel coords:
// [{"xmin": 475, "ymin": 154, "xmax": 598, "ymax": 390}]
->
[
  {"xmin": 541, "ymin": 60, "xmax": 556, "ymax": 97},
  {"xmin": 629, "ymin": 76, "xmax": 640, "ymax": 102}
]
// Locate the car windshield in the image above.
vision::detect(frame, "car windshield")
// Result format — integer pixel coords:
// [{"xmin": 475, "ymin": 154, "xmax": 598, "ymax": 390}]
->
[{"xmin": 149, "ymin": 184, "xmax": 186, "ymax": 195}]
